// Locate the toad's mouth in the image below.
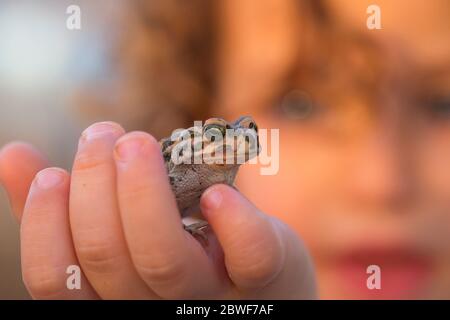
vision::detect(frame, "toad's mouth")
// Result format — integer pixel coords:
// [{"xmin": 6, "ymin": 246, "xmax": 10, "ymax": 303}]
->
[{"xmin": 193, "ymin": 140, "xmax": 260, "ymax": 161}]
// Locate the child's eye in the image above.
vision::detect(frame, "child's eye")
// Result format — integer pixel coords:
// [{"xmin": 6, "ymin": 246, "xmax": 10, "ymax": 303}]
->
[
  {"xmin": 426, "ymin": 95, "xmax": 450, "ymax": 119},
  {"xmin": 277, "ymin": 89, "xmax": 319, "ymax": 121}
]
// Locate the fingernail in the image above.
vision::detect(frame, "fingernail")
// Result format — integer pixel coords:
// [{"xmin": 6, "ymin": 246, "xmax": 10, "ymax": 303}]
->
[
  {"xmin": 114, "ymin": 136, "xmax": 147, "ymax": 162},
  {"xmin": 202, "ymin": 188, "xmax": 223, "ymax": 213},
  {"xmin": 36, "ymin": 168, "xmax": 65, "ymax": 189},
  {"xmin": 79, "ymin": 122, "xmax": 122, "ymax": 147}
]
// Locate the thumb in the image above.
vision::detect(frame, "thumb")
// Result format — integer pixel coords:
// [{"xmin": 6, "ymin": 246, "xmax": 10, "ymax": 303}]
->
[
  {"xmin": 200, "ymin": 184, "xmax": 285, "ymax": 290},
  {"xmin": 0, "ymin": 142, "xmax": 48, "ymax": 222}
]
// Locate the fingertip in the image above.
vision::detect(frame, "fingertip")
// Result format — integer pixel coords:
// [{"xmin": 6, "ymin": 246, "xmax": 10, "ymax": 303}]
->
[
  {"xmin": 200, "ymin": 184, "xmax": 227, "ymax": 215},
  {"xmin": 115, "ymin": 131, "xmax": 159, "ymax": 148},
  {"xmin": 33, "ymin": 167, "xmax": 70, "ymax": 190},
  {"xmin": 0, "ymin": 141, "xmax": 30, "ymax": 157},
  {"xmin": 26, "ymin": 168, "xmax": 70, "ymax": 213},
  {"xmin": 80, "ymin": 121, "xmax": 126, "ymax": 142},
  {"xmin": 0, "ymin": 141, "xmax": 46, "ymax": 176},
  {"xmin": 0, "ymin": 140, "xmax": 46, "ymax": 160},
  {"xmin": 22, "ymin": 168, "xmax": 70, "ymax": 233},
  {"xmin": 0, "ymin": 141, "xmax": 49, "ymax": 221},
  {"xmin": 0, "ymin": 141, "xmax": 48, "ymax": 180},
  {"xmin": 113, "ymin": 131, "xmax": 161, "ymax": 164},
  {"xmin": 200, "ymin": 184, "xmax": 263, "ymax": 224}
]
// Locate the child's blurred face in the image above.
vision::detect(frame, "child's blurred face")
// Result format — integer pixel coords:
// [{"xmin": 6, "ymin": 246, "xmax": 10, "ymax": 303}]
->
[{"xmin": 214, "ymin": 0, "xmax": 450, "ymax": 298}]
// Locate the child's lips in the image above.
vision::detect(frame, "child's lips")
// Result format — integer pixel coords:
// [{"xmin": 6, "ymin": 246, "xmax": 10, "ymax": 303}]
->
[{"xmin": 333, "ymin": 247, "xmax": 433, "ymax": 299}]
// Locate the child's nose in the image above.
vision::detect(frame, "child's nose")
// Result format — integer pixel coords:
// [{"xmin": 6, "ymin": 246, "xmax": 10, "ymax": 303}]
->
[{"xmin": 344, "ymin": 127, "xmax": 413, "ymax": 213}]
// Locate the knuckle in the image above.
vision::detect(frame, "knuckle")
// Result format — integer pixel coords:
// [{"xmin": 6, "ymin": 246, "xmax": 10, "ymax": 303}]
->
[
  {"xmin": 232, "ymin": 251, "xmax": 281, "ymax": 287},
  {"xmin": 75, "ymin": 239, "xmax": 123, "ymax": 274},
  {"xmin": 120, "ymin": 182, "xmax": 152, "ymax": 202},
  {"xmin": 73, "ymin": 152, "xmax": 110, "ymax": 172},
  {"xmin": 133, "ymin": 252, "xmax": 186, "ymax": 287},
  {"xmin": 23, "ymin": 266, "xmax": 66, "ymax": 299},
  {"xmin": 229, "ymin": 234, "xmax": 284, "ymax": 288}
]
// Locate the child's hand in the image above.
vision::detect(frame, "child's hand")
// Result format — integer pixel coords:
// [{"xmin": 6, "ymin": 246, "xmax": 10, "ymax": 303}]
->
[{"xmin": 0, "ymin": 122, "xmax": 316, "ymax": 299}]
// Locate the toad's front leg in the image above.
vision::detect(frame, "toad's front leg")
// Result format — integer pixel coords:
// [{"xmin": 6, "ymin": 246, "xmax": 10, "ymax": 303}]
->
[{"xmin": 183, "ymin": 220, "xmax": 209, "ymax": 244}]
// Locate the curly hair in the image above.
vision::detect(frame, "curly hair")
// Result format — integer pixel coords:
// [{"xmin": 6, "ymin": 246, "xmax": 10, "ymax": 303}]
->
[{"xmin": 77, "ymin": 0, "xmax": 332, "ymax": 138}]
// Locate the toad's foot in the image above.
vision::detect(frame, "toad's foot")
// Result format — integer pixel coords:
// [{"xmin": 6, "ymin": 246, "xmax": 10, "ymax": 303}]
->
[{"xmin": 184, "ymin": 221, "xmax": 209, "ymax": 244}]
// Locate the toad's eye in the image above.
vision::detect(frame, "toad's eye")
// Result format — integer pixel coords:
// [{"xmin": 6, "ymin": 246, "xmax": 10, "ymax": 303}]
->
[
  {"xmin": 161, "ymin": 139, "xmax": 173, "ymax": 150},
  {"xmin": 248, "ymin": 121, "xmax": 258, "ymax": 132},
  {"xmin": 279, "ymin": 90, "xmax": 317, "ymax": 120},
  {"xmin": 204, "ymin": 124, "xmax": 226, "ymax": 136}
]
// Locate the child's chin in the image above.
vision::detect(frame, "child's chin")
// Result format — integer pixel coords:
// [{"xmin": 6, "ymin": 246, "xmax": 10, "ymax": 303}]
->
[{"xmin": 320, "ymin": 251, "xmax": 433, "ymax": 299}]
